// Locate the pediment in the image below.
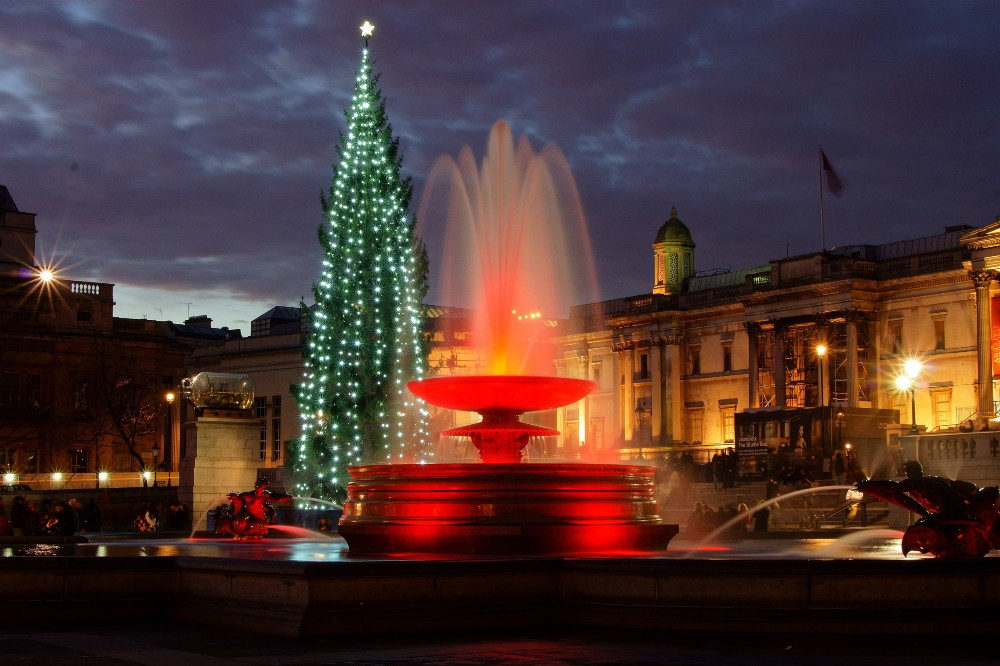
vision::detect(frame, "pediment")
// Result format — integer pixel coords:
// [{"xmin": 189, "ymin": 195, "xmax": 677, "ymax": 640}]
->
[{"xmin": 960, "ymin": 217, "xmax": 1000, "ymax": 249}]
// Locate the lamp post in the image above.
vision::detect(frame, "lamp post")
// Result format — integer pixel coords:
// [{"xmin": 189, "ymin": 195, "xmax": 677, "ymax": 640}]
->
[
  {"xmin": 816, "ymin": 344, "xmax": 827, "ymax": 454},
  {"xmin": 895, "ymin": 359, "xmax": 922, "ymax": 435},
  {"xmin": 151, "ymin": 443, "xmax": 160, "ymax": 487},
  {"xmin": 164, "ymin": 390, "xmax": 175, "ymax": 486}
]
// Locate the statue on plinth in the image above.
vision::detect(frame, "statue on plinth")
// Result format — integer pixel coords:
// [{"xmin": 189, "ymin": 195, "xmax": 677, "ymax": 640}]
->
[{"xmin": 215, "ymin": 478, "xmax": 293, "ymax": 540}]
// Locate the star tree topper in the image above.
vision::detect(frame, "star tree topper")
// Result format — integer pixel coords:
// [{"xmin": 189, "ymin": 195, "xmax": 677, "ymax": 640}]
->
[{"xmin": 360, "ymin": 20, "xmax": 375, "ymax": 42}]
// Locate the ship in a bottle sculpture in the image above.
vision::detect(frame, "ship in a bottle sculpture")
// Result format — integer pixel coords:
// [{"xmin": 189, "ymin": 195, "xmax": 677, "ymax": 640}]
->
[{"xmin": 337, "ymin": 122, "xmax": 678, "ymax": 556}]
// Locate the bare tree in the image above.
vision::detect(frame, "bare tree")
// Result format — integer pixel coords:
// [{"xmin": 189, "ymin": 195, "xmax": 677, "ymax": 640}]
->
[{"xmin": 72, "ymin": 337, "xmax": 165, "ymax": 486}]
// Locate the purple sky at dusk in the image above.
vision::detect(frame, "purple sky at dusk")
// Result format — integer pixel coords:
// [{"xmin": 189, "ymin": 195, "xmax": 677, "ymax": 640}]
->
[{"xmin": 3, "ymin": 1, "xmax": 999, "ymax": 331}]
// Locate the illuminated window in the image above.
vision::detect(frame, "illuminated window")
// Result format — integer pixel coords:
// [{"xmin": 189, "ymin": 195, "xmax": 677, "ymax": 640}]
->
[
  {"xmin": 930, "ymin": 387, "xmax": 952, "ymax": 429},
  {"xmin": 720, "ymin": 406, "xmax": 736, "ymax": 443},
  {"xmin": 687, "ymin": 407, "xmax": 704, "ymax": 444}
]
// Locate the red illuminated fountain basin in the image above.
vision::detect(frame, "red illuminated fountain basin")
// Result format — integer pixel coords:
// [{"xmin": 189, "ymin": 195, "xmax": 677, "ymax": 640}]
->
[
  {"xmin": 409, "ymin": 375, "xmax": 594, "ymax": 464},
  {"xmin": 338, "ymin": 375, "xmax": 679, "ymax": 557}
]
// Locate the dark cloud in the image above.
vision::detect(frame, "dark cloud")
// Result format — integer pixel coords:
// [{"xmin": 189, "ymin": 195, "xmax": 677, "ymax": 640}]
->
[{"xmin": 2, "ymin": 0, "xmax": 999, "ymax": 327}]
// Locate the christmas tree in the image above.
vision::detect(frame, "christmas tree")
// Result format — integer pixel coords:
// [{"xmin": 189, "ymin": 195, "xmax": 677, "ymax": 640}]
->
[{"xmin": 294, "ymin": 22, "xmax": 430, "ymax": 502}]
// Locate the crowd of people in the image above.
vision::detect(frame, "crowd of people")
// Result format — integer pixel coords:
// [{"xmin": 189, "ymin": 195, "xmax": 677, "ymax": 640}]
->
[
  {"xmin": 0, "ymin": 495, "xmax": 103, "ymax": 537},
  {"xmin": 0, "ymin": 494, "xmax": 191, "ymax": 537},
  {"xmin": 132, "ymin": 501, "xmax": 190, "ymax": 532},
  {"xmin": 685, "ymin": 499, "xmax": 773, "ymax": 537}
]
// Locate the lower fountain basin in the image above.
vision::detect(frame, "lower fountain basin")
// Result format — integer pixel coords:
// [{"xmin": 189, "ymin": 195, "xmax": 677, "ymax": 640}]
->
[{"xmin": 339, "ymin": 462, "xmax": 679, "ymax": 556}]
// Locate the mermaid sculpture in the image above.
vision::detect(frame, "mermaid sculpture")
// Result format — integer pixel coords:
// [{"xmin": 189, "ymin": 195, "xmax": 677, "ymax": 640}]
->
[
  {"xmin": 853, "ymin": 460, "xmax": 1000, "ymax": 558},
  {"xmin": 215, "ymin": 477, "xmax": 293, "ymax": 540}
]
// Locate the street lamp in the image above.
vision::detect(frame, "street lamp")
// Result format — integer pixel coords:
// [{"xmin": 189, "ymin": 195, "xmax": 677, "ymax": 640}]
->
[
  {"xmin": 634, "ymin": 405, "xmax": 645, "ymax": 459},
  {"xmin": 151, "ymin": 443, "xmax": 160, "ymax": 486},
  {"xmin": 816, "ymin": 344, "xmax": 827, "ymax": 454},
  {"xmin": 895, "ymin": 359, "xmax": 922, "ymax": 435},
  {"xmin": 164, "ymin": 390, "xmax": 175, "ymax": 486}
]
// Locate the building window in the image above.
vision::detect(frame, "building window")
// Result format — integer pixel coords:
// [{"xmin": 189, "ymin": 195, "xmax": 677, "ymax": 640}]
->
[
  {"xmin": 689, "ymin": 346, "xmax": 701, "ymax": 375},
  {"xmin": 930, "ymin": 388, "xmax": 952, "ymax": 430},
  {"xmin": 720, "ymin": 406, "xmax": 736, "ymax": 443},
  {"xmin": 22, "ymin": 450, "xmax": 37, "ymax": 474},
  {"xmin": 888, "ymin": 319, "xmax": 903, "ymax": 355},
  {"xmin": 74, "ymin": 382, "xmax": 89, "ymax": 411},
  {"xmin": 77, "ymin": 310, "xmax": 92, "ymax": 322},
  {"xmin": 71, "ymin": 450, "xmax": 88, "ymax": 473},
  {"xmin": 259, "ymin": 422, "xmax": 267, "ymax": 461},
  {"xmin": 272, "ymin": 395, "xmax": 281, "ymax": 417},
  {"xmin": 933, "ymin": 317, "xmax": 946, "ymax": 351},
  {"xmin": 723, "ymin": 345, "xmax": 733, "ymax": 373},
  {"xmin": 26, "ymin": 373, "xmax": 41, "ymax": 409},
  {"xmin": 592, "ymin": 364, "xmax": 601, "ymax": 387},
  {"xmin": 669, "ymin": 253, "xmax": 679, "ymax": 286},
  {"xmin": 271, "ymin": 419, "xmax": 281, "ymax": 461},
  {"xmin": 639, "ymin": 353, "xmax": 649, "ymax": 379},
  {"xmin": 0, "ymin": 448, "xmax": 14, "ymax": 470},
  {"xmin": 687, "ymin": 408, "xmax": 704, "ymax": 444},
  {"xmin": 0, "ymin": 373, "xmax": 17, "ymax": 411},
  {"xmin": 254, "ymin": 397, "xmax": 267, "ymax": 418},
  {"xmin": 113, "ymin": 451, "xmax": 130, "ymax": 472}
]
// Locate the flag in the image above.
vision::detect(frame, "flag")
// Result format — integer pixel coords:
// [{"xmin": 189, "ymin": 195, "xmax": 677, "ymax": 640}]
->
[{"xmin": 821, "ymin": 150, "xmax": 844, "ymax": 197}]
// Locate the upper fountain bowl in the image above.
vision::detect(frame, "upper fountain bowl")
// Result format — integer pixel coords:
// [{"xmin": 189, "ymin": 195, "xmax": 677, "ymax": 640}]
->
[{"xmin": 408, "ymin": 375, "xmax": 595, "ymax": 413}]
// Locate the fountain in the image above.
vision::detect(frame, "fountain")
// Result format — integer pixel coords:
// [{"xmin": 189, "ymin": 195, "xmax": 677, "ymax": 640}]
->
[{"xmin": 336, "ymin": 121, "xmax": 678, "ymax": 556}]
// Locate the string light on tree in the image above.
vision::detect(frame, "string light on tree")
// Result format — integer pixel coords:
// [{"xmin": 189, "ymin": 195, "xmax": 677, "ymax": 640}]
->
[{"xmin": 293, "ymin": 22, "xmax": 430, "ymax": 502}]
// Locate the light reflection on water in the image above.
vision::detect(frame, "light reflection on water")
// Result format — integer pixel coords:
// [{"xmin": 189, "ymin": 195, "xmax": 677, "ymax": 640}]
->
[{"xmin": 0, "ymin": 532, "xmax": 974, "ymax": 561}]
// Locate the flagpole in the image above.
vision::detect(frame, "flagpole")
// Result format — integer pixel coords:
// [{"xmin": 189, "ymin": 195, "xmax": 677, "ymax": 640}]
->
[{"xmin": 819, "ymin": 145, "xmax": 826, "ymax": 252}]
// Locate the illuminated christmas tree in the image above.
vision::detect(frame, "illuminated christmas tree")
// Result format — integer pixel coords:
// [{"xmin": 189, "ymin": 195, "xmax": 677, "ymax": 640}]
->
[{"xmin": 294, "ymin": 22, "xmax": 430, "ymax": 502}]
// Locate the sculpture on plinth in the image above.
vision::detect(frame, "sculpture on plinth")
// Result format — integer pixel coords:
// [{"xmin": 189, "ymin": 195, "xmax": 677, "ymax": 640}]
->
[
  {"xmin": 215, "ymin": 478, "xmax": 293, "ymax": 540},
  {"xmin": 854, "ymin": 460, "xmax": 1000, "ymax": 558}
]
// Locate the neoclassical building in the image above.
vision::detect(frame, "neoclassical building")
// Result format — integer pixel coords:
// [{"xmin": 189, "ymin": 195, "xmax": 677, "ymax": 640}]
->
[{"xmin": 555, "ymin": 209, "xmax": 1000, "ymax": 479}]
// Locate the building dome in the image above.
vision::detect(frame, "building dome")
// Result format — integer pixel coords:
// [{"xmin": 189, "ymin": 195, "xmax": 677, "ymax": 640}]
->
[
  {"xmin": 654, "ymin": 207, "xmax": 695, "ymax": 245},
  {"xmin": 652, "ymin": 207, "xmax": 695, "ymax": 295}
]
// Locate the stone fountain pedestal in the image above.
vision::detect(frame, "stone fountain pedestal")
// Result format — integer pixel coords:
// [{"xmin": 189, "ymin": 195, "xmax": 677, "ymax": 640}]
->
[
  {"xmin": 339, "ymin": 462, "xmax": 677, "ymax": 556},
  {"xmin": 338, "ymin": 376, "xmax": 679, "ymax": 556}
]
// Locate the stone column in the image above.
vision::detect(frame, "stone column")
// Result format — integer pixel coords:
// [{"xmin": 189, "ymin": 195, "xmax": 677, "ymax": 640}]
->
[
  {"xmin": 650, "ymin": 341, "xmax": 663, "ymax": 442},
  {"xmin": 971, "ymin": 269, "xmax": 997, "ymax": 419},
  {"xmin": 668, "ymin": 341, "xmax": 683, "ymax": 443},
  {"xmin": 746, "ymin": 322, "xmax": 760, "ymax": 408},
  {"xmin": 846, "ymin": 315, "xmax": 859, "ymax": 408},
  {"xmin": 773, "ymin": 321, "xmax": 786, "ymax": 407}
]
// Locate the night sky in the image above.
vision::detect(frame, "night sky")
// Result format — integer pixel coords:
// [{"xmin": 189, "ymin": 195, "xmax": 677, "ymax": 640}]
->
[{"xmin": 3, "ymin": 1, "xmax": 998, "ymax": 331}]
